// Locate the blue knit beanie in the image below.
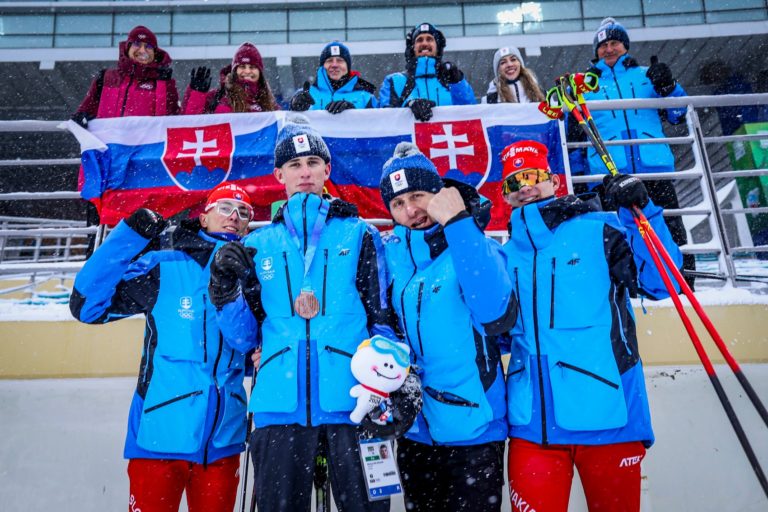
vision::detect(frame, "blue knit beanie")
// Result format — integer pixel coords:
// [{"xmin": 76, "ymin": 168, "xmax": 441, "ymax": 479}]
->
[
  {"xmin": 319, "ymin": 41, "xmax": 352, "ymax": 70},
  {"xmin": 593, "ymin": 17, "xmax": 630, "ymax": 58},
  {"xmin": 380, "ymin": 142, "xmax": 443, "ymax": 208},
  {"xmin": 274, "ymin": 114, "xmax": 330, "ymax": 168}
]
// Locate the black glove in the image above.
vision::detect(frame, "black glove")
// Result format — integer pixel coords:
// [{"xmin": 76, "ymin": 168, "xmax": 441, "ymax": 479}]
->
[
  {"xmin": 209, "ymin": 242, "xmax": 257, "ymax": 308},
  {"xmin": 646, "ymin": 56, "xmax": 676, "ymax": 97},
  {"xmin": 290, "ymin": 81, "xmax": 315, "ymax": 111},
  {"xmin": 407, "ymin": 98, "xmax": 436, "ymax": 122},
  {"xmin": 438, "ymin": 61, "xmax": 464, "ymax": 84},
  {"xmin": 326, "ymin": 100, "xmax": 355, "ymax": 115},
  {"xmin": 124, "ymin": 208, "xmax": 167, "ymax": 239},
  {"xmin": 603, "ymin": 173, "xmax": 649, "ymax": 210},
  {"xmin": 71, "ymin": 111, "xmax": 95, "ymax": 129},
  {"xmin": 360, "ymin": 372, "xmax": 422, "ymax": 439},
  {"xmin": 189, "ymin": 66, "xmax": 211, "ymax": 93}
]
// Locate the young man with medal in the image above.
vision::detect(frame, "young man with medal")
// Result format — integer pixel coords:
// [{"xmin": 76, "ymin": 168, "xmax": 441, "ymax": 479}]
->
[
  {"xmin": 378, "ymin": 143, "xmax": 518, "ymax": 511},
  {"xmin": 208, "ymin": 115, "xmax": 419, "ymax": 511}
]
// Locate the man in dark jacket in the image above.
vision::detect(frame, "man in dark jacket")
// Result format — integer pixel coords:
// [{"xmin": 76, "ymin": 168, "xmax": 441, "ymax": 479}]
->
[{"xmin": 69, "ymin": 182, "xmax": 254, "ymax": 512}]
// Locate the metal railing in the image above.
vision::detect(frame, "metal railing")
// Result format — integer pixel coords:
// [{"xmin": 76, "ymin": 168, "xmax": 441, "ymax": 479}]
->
[{"xmin": 1, "ymin": 94, "xmax": 767, "ymax": 288}]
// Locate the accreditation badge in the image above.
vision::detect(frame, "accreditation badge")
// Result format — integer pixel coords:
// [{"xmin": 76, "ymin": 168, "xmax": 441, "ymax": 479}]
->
[{"xmin": 357, "ymin": 437, "xmax": 402, "ymax": 501}]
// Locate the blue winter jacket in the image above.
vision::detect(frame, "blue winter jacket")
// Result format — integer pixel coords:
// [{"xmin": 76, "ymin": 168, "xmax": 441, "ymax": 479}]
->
[
  {"xmin": 385, "ymin": 188, "xmax": 517, "ymax": 446},
  {"xmin": 303, "ymin": 67, "xmax": 378, "ymax": 110},
  {"xmin": 574, "ymin": 54, "xmax": 687, "ymax": 176},
  {"xmin": 502, "ymin": 194, "xmax": 682, "ymax": 447},
  {"xmin": 216, "ymin": 192, "xmax": 394, "ymax": 428},
  {"xmin": 379, "ymin": 56, "xmax": 476, "ymax": 108},
  {"xmin": 70, "ymin": 221, "xmax": 248, "ymax": 464}
]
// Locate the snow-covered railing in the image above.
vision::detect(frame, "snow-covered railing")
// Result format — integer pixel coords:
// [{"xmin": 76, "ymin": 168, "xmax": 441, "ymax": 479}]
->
[{"xmin": 1, "ymin": 94, "xmax": 768, "ymax": 286}]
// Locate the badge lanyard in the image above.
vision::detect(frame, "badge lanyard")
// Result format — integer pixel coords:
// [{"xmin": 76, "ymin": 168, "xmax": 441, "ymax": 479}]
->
[{"xmin": 282, "ymin": 199, "xmax": 329, "ymax": 319}]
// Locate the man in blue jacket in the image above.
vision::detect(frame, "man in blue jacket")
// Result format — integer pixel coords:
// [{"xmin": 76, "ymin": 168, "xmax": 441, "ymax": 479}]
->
[
  {"xmin": 380, "ymin": 22, "xmax": 476, "ymax": 122},
  {"xmin": 500, "ymin": 141, "xmax": 682, "ymax": 512},
  {"xmin": 290, "ymin": 41, "xmax": 378, "ymax": 114},
  {"xmin": 69, "ymin": 183, "xmax": 255, "ymax": 512},
  {"xmin": 572, "ymin": 16, "xmax": 695, "ymax": 286},
  {"xmin": 379, "ymin": 142, "xmax": 518, "ymax": 511},
  {"xmin": 208, "ymin": 115, "xmax": 417, "ymax": 511}
]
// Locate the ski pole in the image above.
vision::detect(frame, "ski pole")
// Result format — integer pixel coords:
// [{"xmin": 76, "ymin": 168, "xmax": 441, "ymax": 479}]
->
[
  {"xmin": 559, "ymin": 70, "xmax": 768, "ymax": 430},
  {"xmin": 240, "ymin": 363, "xmax": 257, "ymax": 512},
  {"xmin": 638, "ymin": 208, "xmax": 768, "ymax": 429},
  {"xmin": 631, "ymin": 209, "xmax": 768, "ymax": 499},
  {"xmin": 548, "ymin": 70, "xmax": 768, "ymax": 498}
]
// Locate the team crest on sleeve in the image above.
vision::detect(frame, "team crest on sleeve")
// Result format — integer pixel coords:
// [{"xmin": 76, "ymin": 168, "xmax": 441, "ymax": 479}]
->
[
  {"xmin": 162, "ymin": 123, "xmax": 234, "ymax": 191},
  {"xmin": 260, "ymin": 256, "xmax": 275, "ymax": 280},
  {"xmin": 414, "ymin": 119, "xmax": 491, "ymax": 188}
]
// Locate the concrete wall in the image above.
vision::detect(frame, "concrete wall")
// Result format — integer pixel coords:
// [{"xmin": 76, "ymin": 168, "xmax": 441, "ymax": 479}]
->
[{"xmin": 1, "ymin": 303, "xmax": 766, "ymax": 379}]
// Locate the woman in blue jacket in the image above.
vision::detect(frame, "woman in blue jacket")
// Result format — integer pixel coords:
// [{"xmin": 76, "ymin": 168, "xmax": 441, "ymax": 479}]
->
[
  {"xmin": 69, "ymin": 183, "xmax": 255, "ymax": 512},
  {"xmin": 499, "ymin": 141, "xmax": 682, "ymax": 512},
  {"xmin": 289, "ymin": 41, "xmax": 378, "ymax": 114},
  {"xmin": 379, "ymin": 142, "xmax": 517, "ymax": 511}
]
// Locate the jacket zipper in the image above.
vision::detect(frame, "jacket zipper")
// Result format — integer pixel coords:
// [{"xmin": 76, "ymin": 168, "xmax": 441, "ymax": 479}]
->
[
  {"xmin": 260, "ymin": 346, "xmax": 291, "ymax": 369},
  {"xmin": 521, "ymin": 207, "xmax": 548, "ymax": 445},
  {"xmin": 611, "ymin": 70, "xmax": 636, "ymax": 172},
  {"xmin": 144, "ymin": 390, "xmax": 203, "ymax": 413},
  {"xmin": 556, "ymin": 361, "xmax": 619, "ymax": 389},
  {"xmin": 203, "ymin": 331, "xmax": 224, "ymax": 467},
  {"xmin": 120, "ymin": 77, "xmax": 133, "ymax": 116},
  {"xmin": 282, "ymin": 252, "xmax": 294, "ymax": 316},
  {"xmin": 514, "ymin": 268, "xmax": 524, "ymax": 331},
  {"xmin": 415, "ymin": 282, "xmax": 425, "ymax": 356},
  {"xmin": 202, "ymin": 295, "xmax": 208, "ymax": 363},
  {"xmin": 612, "ymin": 285, "xmax": 632, "ymax": 355},
  {"xmin": 549, "ymin": 258, "xmax": 556, "ymax": 329},
  {"xmin": 424, "ymin": 386, "xmax": 479, "ymax": 408},
  {"xmin": 324, "ymin": 345, "xmax": 354, "ymax": 358},
  {"xmin": 302, "ymin": 195, "xmax": 312, "ymax": 427},
  {"xmin": 399, "ymin": 230, "xmax": 419, "ymax": 358},
  {"xmin": 321, "ymin": 249, "xmax": 328, "ymax": 316}
]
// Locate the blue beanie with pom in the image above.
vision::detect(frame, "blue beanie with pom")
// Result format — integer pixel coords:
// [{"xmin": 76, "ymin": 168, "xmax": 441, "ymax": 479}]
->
[
  {"xmin": 274, "ymin": 114, "xmax": 331, "ymax": 168},
  {"xmin": 380, "ymin": 142, "xmax": 443, "ymax": 208}
]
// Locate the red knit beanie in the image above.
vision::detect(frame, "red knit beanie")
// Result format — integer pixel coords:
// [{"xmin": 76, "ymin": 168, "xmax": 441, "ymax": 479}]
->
[
  {"xmin": 126, "ymin": 26, "xmax": 158, "ymax": 49},
  {"xmin": 232, "ymin": 42, "xmax": 264, "ymax": 72}
]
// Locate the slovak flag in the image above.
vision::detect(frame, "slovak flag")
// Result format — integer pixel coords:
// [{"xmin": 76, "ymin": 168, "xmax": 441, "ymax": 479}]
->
[{"xmin": 67, "ymin": 105, "xmax": 564, "ymax": 231}]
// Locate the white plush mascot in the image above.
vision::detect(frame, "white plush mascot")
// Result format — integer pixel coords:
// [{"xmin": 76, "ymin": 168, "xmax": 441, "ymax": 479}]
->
[{"xmin": 349, "ymin": 335, "xmax": 411, "ymax": 424}]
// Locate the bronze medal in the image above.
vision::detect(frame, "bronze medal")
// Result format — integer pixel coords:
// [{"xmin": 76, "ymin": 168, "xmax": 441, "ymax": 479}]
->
[{"xmin": 294, "ymin": 290, "xmax": 320, "ymax": 319}]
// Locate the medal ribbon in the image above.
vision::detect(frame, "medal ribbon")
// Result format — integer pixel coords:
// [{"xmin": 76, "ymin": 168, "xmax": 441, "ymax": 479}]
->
[{"xmin": 283, "ymin": 197, "xmax": 330, "ymax": 292}]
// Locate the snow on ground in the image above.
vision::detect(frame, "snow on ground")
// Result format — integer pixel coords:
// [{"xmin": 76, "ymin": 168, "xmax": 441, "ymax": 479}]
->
[{"xmin": 1, "ymin": 366, "xmax": 767, "ymax": 512}]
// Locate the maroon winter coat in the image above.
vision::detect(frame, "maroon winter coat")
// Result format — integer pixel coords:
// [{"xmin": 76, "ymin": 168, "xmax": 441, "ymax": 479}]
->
[
  {"xmin": 182, "ymin": 65, "xmax": 278, "ymax": 114},
  {"xmin": 75, "ymin": 41, "xmax": 180, "ymax": 119}
]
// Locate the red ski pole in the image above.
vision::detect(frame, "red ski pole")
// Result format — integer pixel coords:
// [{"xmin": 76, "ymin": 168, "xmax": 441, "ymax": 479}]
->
[
  {"xmin": 631, "ymin": 209, "xmax": 768, "ymax": 499},
  {"xmin": 636, "ymin": 206, "xmax": 768, "ymax": 429}
]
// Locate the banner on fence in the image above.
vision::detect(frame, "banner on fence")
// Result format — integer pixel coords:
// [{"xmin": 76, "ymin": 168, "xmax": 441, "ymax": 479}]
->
[{"xmin": 67, "ymin": 104, "xmax": 565, "ymax": 231}]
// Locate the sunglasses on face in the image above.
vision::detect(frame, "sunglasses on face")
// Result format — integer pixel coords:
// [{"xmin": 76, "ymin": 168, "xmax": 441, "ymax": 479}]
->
[
  {"xmin": 501, "ymin": 169, "xmax": 551, "ymax": 194},
  {"xmin": 130, "ymin": 41, "xmax": 155, "ymax": 51},
  {"xmin": 206, "ymin": 201, "xmax": 253, "ymax": 221}
]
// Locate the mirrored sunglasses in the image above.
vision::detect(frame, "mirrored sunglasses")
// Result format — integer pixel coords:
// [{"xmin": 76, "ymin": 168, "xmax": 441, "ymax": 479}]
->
[
  {"xmin": 501, "ymin": 169, "xmax": 551, "ymax": 194},
  {"xmin": 130, "ymin": 41, "xmax": 155, "ymax": 51},
  {"xmin": 206, "ymin": 201, "xmax": 253, "ymax": 221}
]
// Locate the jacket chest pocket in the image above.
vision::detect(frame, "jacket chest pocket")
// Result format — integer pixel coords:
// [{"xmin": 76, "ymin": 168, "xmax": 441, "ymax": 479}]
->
[
  {"xmin": 547, "ymin": 255, "xmax": 608, "ymax": 329},
  {"xmin": 258, "ymin": 251, "xmax": 298, "ymax": 318},
  {"xmin": 315, "ymin": 247, "xmax": 362, "ymax": 316}
]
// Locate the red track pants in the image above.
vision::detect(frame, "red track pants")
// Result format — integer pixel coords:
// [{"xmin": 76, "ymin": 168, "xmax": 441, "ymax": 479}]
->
[
  {"xmin": 127, "ymin": 455, "xmax": 240, "ymax": 512},
  {"xmin": 507, "ymin": 438, "xmax": 646, "ymax": 512}
]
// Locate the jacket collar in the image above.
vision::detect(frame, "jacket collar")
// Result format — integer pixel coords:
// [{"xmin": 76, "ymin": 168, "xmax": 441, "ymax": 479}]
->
[
  {"xmin": 511, "ymin": 194, "xmax": 601, "ymax": 251},
  {"xmin": 414, "ymin": 56, "xmax": 438, "ymax": 78}
]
